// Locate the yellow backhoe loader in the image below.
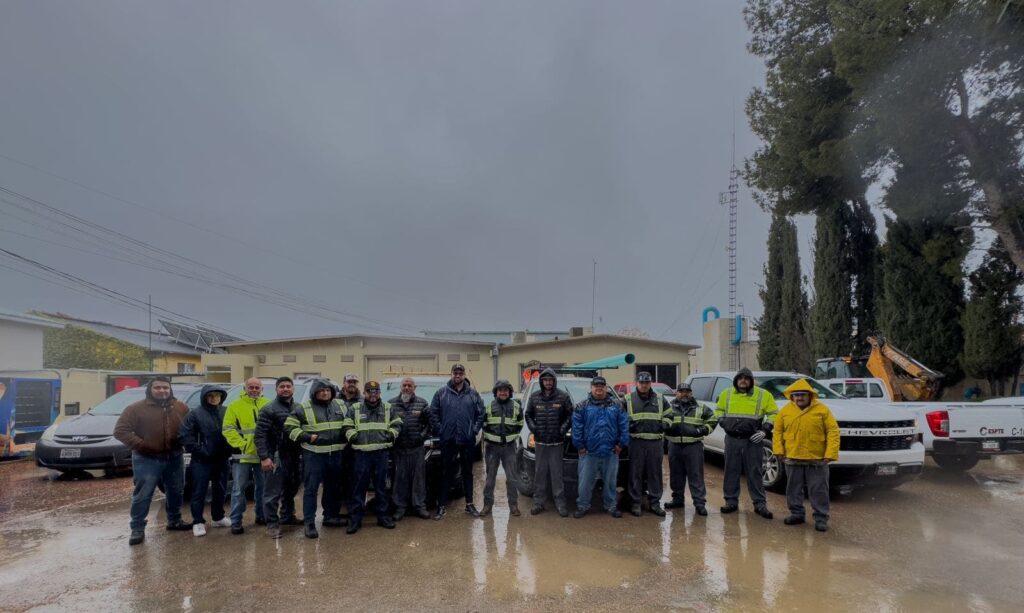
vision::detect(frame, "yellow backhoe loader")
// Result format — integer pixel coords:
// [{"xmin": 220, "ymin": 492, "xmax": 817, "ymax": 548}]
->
[{"xmin": 814, "ymin": 334, "xmax": 944, "ymax": 402}]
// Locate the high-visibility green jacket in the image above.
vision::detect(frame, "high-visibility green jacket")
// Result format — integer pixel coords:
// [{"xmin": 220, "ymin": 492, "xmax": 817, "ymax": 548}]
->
[
  {"xmin": 222, "ymin": 394, "xmax": 269, "ymax": 463},
  {"xmin": 714, "ymin": 386, "xmax": 777, "ymax": 439}
]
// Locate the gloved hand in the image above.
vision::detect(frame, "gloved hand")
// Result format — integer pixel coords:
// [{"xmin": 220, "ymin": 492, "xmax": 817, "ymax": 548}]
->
[{"xmin": 749, "ymin": 430, "xmax": 766, "ymax": 444}]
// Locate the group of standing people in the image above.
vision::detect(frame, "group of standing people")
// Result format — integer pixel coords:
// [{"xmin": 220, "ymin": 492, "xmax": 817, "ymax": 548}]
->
[{"xmin": 112, "ymin": 364, "xmax": 841, "ymax": 546}]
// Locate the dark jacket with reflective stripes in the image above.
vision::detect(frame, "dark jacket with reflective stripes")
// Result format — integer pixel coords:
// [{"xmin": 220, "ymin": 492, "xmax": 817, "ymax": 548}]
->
[
  {"xmin": 483, "ymin": 399, "xmax": 524, "ymax": 444},
  {"xmin": 285, "ymin": 381, "xmax": 352, "ymax": 453},
  {"xmin": 344, "ymin": 400, "xmax": 403, "ymax": 451},
  {"xmin": 625, "ymin": 391, "xmax": 668, "ymax": 440},
  {"xmin": 389, "ymin": 394, "xmax": 430, "ymax": 450},
  {"xmin": 664, "ymin": 398, "xmax": 718, "ymax": 444},
  {"xmin": 255, "ymin": 396, "xmax": 301, "ymax": 461}
]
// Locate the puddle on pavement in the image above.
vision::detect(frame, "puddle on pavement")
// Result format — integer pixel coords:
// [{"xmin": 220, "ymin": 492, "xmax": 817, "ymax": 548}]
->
[{"xmin": 0, "ymin": 527, "xmax": 56, "ymax": 565}]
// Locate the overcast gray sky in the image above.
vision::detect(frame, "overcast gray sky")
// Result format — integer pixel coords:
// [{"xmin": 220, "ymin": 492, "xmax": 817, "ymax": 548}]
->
[{"xmin": 0, "ymin": 0, "xmax": 773, "ymax": 345}]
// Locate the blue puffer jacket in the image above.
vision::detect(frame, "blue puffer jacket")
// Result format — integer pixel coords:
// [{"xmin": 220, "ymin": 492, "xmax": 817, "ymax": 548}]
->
[
  {"xmin": 429, "ymin": 380, "xmax": 484, "ymax": 446},
  {"xmin": 572, "ymin": 395, "xmax": 629, "ymax": 457}
]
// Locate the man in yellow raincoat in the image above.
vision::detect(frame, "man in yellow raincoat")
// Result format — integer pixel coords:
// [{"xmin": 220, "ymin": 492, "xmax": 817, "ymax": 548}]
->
[{"xmin": 773, "ymin": 379, "xmax": 840, "ymax": 532}]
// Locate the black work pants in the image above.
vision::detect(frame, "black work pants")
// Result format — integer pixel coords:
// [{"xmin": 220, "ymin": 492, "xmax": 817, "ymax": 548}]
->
[{"xmin": 439, "ymin": 442, "xmax": 476, "ymax": 506}]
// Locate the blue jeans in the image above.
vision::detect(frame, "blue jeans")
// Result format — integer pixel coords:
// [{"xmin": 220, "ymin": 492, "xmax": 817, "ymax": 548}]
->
[
  {"xmin": 189, "ymin": 460, "xmax": 228, "ymax": 524},
  {"xmin": 576, "ymin": 453, "xmax": 619, "ymax": 512},
  {"xmin": 352, "ymin": 450, "xmax": 389, "ymax": 522},
  {"xmin": 230, "ymin": 461, "xmax": 265, "ymax": 527},
  {"xmin": 130, "ymin": 452, "xmax": 184, "ymax": 531}
]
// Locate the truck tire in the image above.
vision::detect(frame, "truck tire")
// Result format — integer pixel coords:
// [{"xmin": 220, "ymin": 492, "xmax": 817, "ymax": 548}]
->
[
  {"xmin": 762, "ymin": 445, "xmax": 787, "ymax": 493},
  {"xmin": 933, "ymin": 453, "xmax": 979, "ymax": 471},
  {"xmin": 516, "ymin": 447, "xmax": 535, "ymax": 497}
]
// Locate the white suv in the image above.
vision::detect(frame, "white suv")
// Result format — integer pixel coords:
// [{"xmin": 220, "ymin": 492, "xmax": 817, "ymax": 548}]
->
[{"xmin": 686, "ymin": 371, "xmax": 925, "ymax": 492}]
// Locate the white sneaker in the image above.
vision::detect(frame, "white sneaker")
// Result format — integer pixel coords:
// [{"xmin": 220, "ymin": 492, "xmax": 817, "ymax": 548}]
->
[
  {"xmin": 193, "ymin": 523, "xmax": 207, "ymax": 537},
  {"xmin": 212, "ymin": 518, "xmax": 232, "ymax": 528}
]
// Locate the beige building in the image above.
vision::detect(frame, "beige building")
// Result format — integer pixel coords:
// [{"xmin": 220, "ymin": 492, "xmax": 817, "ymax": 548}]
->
[
  {"xmin": 205, "ymin": 331, "xmax": 698, "ymax": 391},
  {"xmin": 691, "ymin": 316, "xmax": 759, "ymax": 374}
]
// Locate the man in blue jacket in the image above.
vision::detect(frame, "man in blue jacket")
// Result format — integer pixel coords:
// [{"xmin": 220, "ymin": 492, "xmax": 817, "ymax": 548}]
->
[
  {"xmin": 429, "ymin": 363, "xmax": 484, "ymax": 520},
  {"xmin": 571, "ymin": 377, "xmax": 629, "ymax": 518}
]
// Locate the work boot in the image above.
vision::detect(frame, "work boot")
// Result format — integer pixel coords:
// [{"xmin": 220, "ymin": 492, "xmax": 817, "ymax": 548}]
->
[
  {"xmin": 607, "ymin": 508, "xmax": 623, "ymax": 518},
  {"xmin": 281, "ymin": 516, "xmax": 304, "ymax": 526},
  {"xmin": 393, "ymin": 508, "xmax": 407, "ymax": 521},
  {"xmin": 231, "ymin": 525, "xmax": 245, "ymax": 535},
  {"xmin": 377, "ymin": 516, "xmax": 396, "ymax": 530},
  {"xmin": 415, "ymin": 508, "xmax": 432, "ymax": 520},
  {"xmin": 166, "ymin": 520, "xmax": 192, "ymax": 531},
  {"xmin": 433, "ymin": 505, "xmax": 447, "ymax": 521},
  {"xmin": 267, "ymin": 524, "xmax": 282, "ymax": 539},
  {"xmin": 784, "ymin": 515, "xmax": 806, "ymax": 526},
  {"xmin": 509, "ymin": 505, "xmax": 521, "ymax": 517},
  {"xmin": 192, "ymin": 523, "xmax": 207, "ymax": 537},
  {"xmin": 479, "ymin": 503, "xmax": 492, "ymax": 517},
  {"xmin": 530, "ymin": 506, "xmax": 544, "ymax": 516},
  {"xmin": 557, "ymin": 506, "xmax": 569, "ymax": 518},
  {"xmin": 346, "ymin": 519, "xmax": 362, "ymax": 535},
  {"xmin": 815, "ymin": 520, "xmax": 829, "ymax": 532},
  {"xmin": 573, "ymin": 508, "xmax": 588, "ymax": 519},
  {"xmin": 304, "ymin": 524, "xmax": 319, "ymax": 539},
  {"xmin": 630, "ymin": 504, "xmax": 642, "ymax": 517},
  {"xmin": 465, "ymin": 504, "xmax": 481, "ymax": 518},
  {"xmin": 128, "ymin": 530, "xmax": 145, "ymax": 546},
  {"xmin": 255, "ymin": 517, "xmax": 267, "ymax": 526},
  {"xmin": 695, "ymin": 506, "xmax": 708, "ymax": 516},
  {"xmin": 664, "ymin": 500, "xmax": 685, "ymax": 510},
  {"xmin": 649, "ymin": 503, "xmax": 666, "ymax": 517},
  {"xmin": 322, "ymin": 517, "xmax": 347, "ymax": 528},
  {"xmin": 720, "ymin": 504, "xmax": 738, "ymax": 514},
  {"xmin": 755, "ymin": 507, "xmax": 774, "ymax": 520}
]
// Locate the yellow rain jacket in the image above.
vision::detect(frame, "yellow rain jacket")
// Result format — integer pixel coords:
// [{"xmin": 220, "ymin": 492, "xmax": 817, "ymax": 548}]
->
[{"xmin": 772, "ymin": 379, "xmax": 840, "ymax": 461}]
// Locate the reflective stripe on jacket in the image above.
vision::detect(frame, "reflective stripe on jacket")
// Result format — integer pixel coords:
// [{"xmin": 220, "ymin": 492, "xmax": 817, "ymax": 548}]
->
[
  {"xmin": 625, "ymin": 392, "xmax": 667, "ymax": 440},
  {"xmin": 285, "ymin": 400, "xmax": 351, "ymax": 453},
  {"xmin": 483, "ymin": 399, "xmax": 524, "ymax": 444},
  {"xmin": 714, "ymin": 386, "xmax": 777, "ymax": 439},
  {"xmin": 664, "ymin": 399, "xmax": 718, "ymax": 444},
  {"xmin": 222, "ymin": 395, "xmax": 269, "ymax": 463},
  {"xmin": 345, "ymin": 401, "xmax": 402, "ymax": 451}
]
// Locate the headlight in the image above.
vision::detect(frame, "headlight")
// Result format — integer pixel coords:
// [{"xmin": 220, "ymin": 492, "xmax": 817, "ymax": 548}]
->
[{"xmin": 41, "ymin": 424, "xmax": 59, "ymax": 442}]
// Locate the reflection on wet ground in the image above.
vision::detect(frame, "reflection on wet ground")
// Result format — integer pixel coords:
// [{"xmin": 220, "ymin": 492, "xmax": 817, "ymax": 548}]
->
[{"xmin": 0, "ymin": 456, "xmax": 1022, "ymax": 611}]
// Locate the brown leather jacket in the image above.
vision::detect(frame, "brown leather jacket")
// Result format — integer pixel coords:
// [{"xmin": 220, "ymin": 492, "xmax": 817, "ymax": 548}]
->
[{"xmin": 114, "ymin": 396, "xmax": 189, "ymax": 457}]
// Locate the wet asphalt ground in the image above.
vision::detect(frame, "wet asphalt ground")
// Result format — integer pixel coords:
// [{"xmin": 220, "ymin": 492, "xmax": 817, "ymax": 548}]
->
[{"xmin": 1, "ymin": 455, "xmax": 1022, "ymax": 612}]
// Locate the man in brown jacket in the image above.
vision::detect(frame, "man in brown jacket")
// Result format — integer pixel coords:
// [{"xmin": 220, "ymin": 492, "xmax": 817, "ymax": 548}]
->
[{"xmin": 113, "ymin": 377, "xmax": 191, "ymax": 545}]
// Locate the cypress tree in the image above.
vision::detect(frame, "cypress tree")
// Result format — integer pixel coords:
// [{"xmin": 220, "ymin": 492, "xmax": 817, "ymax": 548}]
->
[
  {"xmin": 811, "ymin": 203, "xmax": 854, "ymax": 360},
  {"xmin": 962, "ymin": 244, "xmax": 1023, "ymax": 396},
  {"xmin": 758, "ymin": 209, "xmax": 810, "ymax": 372}
]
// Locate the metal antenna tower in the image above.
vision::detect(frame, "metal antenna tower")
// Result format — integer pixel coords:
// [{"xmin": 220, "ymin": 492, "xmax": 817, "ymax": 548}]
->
[{"xmin": 719, "ymin": 130, "xmax": 739, "ymax": 370}]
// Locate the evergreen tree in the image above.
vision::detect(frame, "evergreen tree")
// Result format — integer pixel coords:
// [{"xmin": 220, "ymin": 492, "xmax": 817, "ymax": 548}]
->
[
  {"xmin": 811, "ymin": 203, "xmax": 854, "ymax": 360},
  {"xmin": 962, "ymin": 244, "xmax": 1023, "ymax": 396},
  {"xmin": 758, "ymin": 210, "xmax": 811, "ymax": 372}
]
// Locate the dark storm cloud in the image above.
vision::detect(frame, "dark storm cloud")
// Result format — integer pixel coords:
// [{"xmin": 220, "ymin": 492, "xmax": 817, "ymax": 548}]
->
[{"xmin": 0, "ymin": 0, "xmax": 767, "ymax": 344}]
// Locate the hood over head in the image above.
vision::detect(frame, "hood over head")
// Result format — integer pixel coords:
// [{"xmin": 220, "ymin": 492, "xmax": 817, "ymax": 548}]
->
[
  {"xmin": 538, "ymin": 368, "xmax": 558, "ymax": 392},
  {"xmin": 782, "ymin": 378, "xmax": 819, "ymax": 402},
  {"xmin": 733, "ymin": 367, "xmax": 755, "ymax": 389},
  {"xmin": 309, "ymin": 378, "xmax": 337, "ymax": 404},
  {"xmin": 492, "ymin": 379, "xmax": 514, "ymax": 397},
  {"xmin": 200, "ymin": 384, "xmax": 227, "ymax": 408}
]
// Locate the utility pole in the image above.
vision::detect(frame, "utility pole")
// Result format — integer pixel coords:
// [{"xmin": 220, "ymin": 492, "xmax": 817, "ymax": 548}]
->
[
  {"xmin": 591, "ymin": 259, "xmax": 597, "ymax": 331},
  {"xmin": 148, "ymin": 295, "xmax": 154, "ymax": 372}
]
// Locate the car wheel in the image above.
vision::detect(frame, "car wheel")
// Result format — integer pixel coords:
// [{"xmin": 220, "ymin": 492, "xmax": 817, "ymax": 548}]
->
[
  {"xmin": 933, "ymin": 453, "xmax": 979, "ymax": 472},
  {"xmin": 762, "ymin": 445, "xmax": 786, "ymax": 493},
  {"xmin": 516, "ymin": 447, "xmax": 535, "ymax": 497}
]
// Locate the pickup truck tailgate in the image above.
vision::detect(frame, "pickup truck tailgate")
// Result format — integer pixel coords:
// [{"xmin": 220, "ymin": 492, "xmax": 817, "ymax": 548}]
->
[{"xmin": 949, "ymin": 404, "xmax": 1024, "ymax": 448}]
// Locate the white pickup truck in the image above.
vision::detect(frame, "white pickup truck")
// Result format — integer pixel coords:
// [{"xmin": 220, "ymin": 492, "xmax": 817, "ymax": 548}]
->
[
  {"xmin": 820, "ymin": 378, "xmax": 892, "ymax": 402},
  {"xmin": 685, "ymin": 371, "xmax": 925, "ymax": 492},
  {"xmin": 892, "ymin": 398, "xmax": 1024, "ymax": 471}
]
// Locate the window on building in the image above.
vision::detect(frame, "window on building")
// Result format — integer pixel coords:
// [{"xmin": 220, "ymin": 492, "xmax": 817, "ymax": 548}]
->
[
  {"xmin": 256, "ymin": 355, "xmax": 266, "ymax": 364},
  {"xmin": 635, "ymin": 363, "xmax": 679, "ymax": 389},
  {"xmin": 177, "ymin": 362, "xmax": 196, "ymax": 374},
  {"xmin": 283, "ymin": 355, "xmax": 296, "ymax": 363},
  {"xmin": 446, "ymin": 354, "xmax": 460, "ymax": 362},
  {"xmin": 467, "ymin": 353, "xmax": 480, "ymax": 362},
  {"xmin": 313, "ymin": 355, "xmax": 326, "ymax": 363},
  {"xmin": 341, "ymin": 355, "xmax": 355, "ymax": 362}
]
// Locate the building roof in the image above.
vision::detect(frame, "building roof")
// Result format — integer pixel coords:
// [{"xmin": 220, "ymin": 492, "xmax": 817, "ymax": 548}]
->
[
  {"xmin": 0, "ymin": 309, "xmax": 65, "ymax": 330},
  {"xmin": 35, "ymin": 312, "xmax": 205, "ymax": 356},
  {"xmin": 213, "ymin": 333, "xmax": 496, "ymax": 349},
  {"xmin": 496, "ymin": 334, "xmax": 699, "ymax": 353}
]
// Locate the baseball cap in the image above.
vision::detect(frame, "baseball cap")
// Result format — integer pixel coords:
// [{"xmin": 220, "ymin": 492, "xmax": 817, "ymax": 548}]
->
[
  {"xmin": 591, "ymin": 376, "xmax": 607, "ymax": 386},
  {"xmin": 637, "ymin": 372, "xmax": 653, "ymax": 383},
  {"xmin": 343, "ymin": 373, "xmax": 359, "ymax": 383},
  {"xmin": 451, "ymin": 363, "xmax": 466, "ymax": 373},
  {"xmin": 676, "ymin": 382, "xmax": 692, "ymax": 392},
  {"xmin": 364, "ymin": 380, "xmax": 380, "ymax": 392}
]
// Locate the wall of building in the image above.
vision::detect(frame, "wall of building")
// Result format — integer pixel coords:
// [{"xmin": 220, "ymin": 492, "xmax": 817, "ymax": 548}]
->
[
  {"xmin": 0, "ymin": 321, "xmax": 46, "ymax": 371},
  {"xmin": 496, "ymin": 336, "xmax": 693, "ymax": 391},
  {"xmin": 692, "ymin": 317, "xmax": 760, "ymax": 374},
  {"xmin": 152, "ymin": 353, "xmax": 204, "ymax": 375},
  {"xmin": 204, "ymin": 337, "xmax": 495, "ymax": 388}
]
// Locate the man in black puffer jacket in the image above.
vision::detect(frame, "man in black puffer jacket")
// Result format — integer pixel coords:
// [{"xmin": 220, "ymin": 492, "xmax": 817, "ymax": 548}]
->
[
  {"xmin": 525, "ymin": 368, "xmax": 572, "ymax": 517},
  {"xmin": 389, "ymin": 377, "xmax": 431, "ymax": 521},
  {"xmin": 255, "ymin": 376, "xmax": 304, "ymax": 538},
  {"xmin": 180, "ymin": 384, "xmax": 231, "ymax": 536}
]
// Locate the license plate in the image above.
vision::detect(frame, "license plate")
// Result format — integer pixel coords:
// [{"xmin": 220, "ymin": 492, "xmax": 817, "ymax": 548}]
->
[
  {"xmin": 60, "ymin": 448, "xmax": 81, "ymax": 459},
  {"xmin": 875, "ymin": 464, "xmax": 898, "ymax": 476},
  {"xmin": 981, "ymin": 440, "xmax": 1000, "ymax": 452},
  {"xmin": 184, "ymin": 455, "xmax": 192, "ymax": 467}
]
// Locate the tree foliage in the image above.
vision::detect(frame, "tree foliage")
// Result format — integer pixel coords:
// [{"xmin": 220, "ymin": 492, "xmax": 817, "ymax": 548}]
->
[
  {"xmin": 962, "ymin": 243, "xmax": 1024, "ymax": 395},
  {"xmin": 758, "ymin": 209, "xmax": 811, "ymax": 371},
  {"xmin": 43, "ymin": 325, "xmax": 150, "ymax": 370}
]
